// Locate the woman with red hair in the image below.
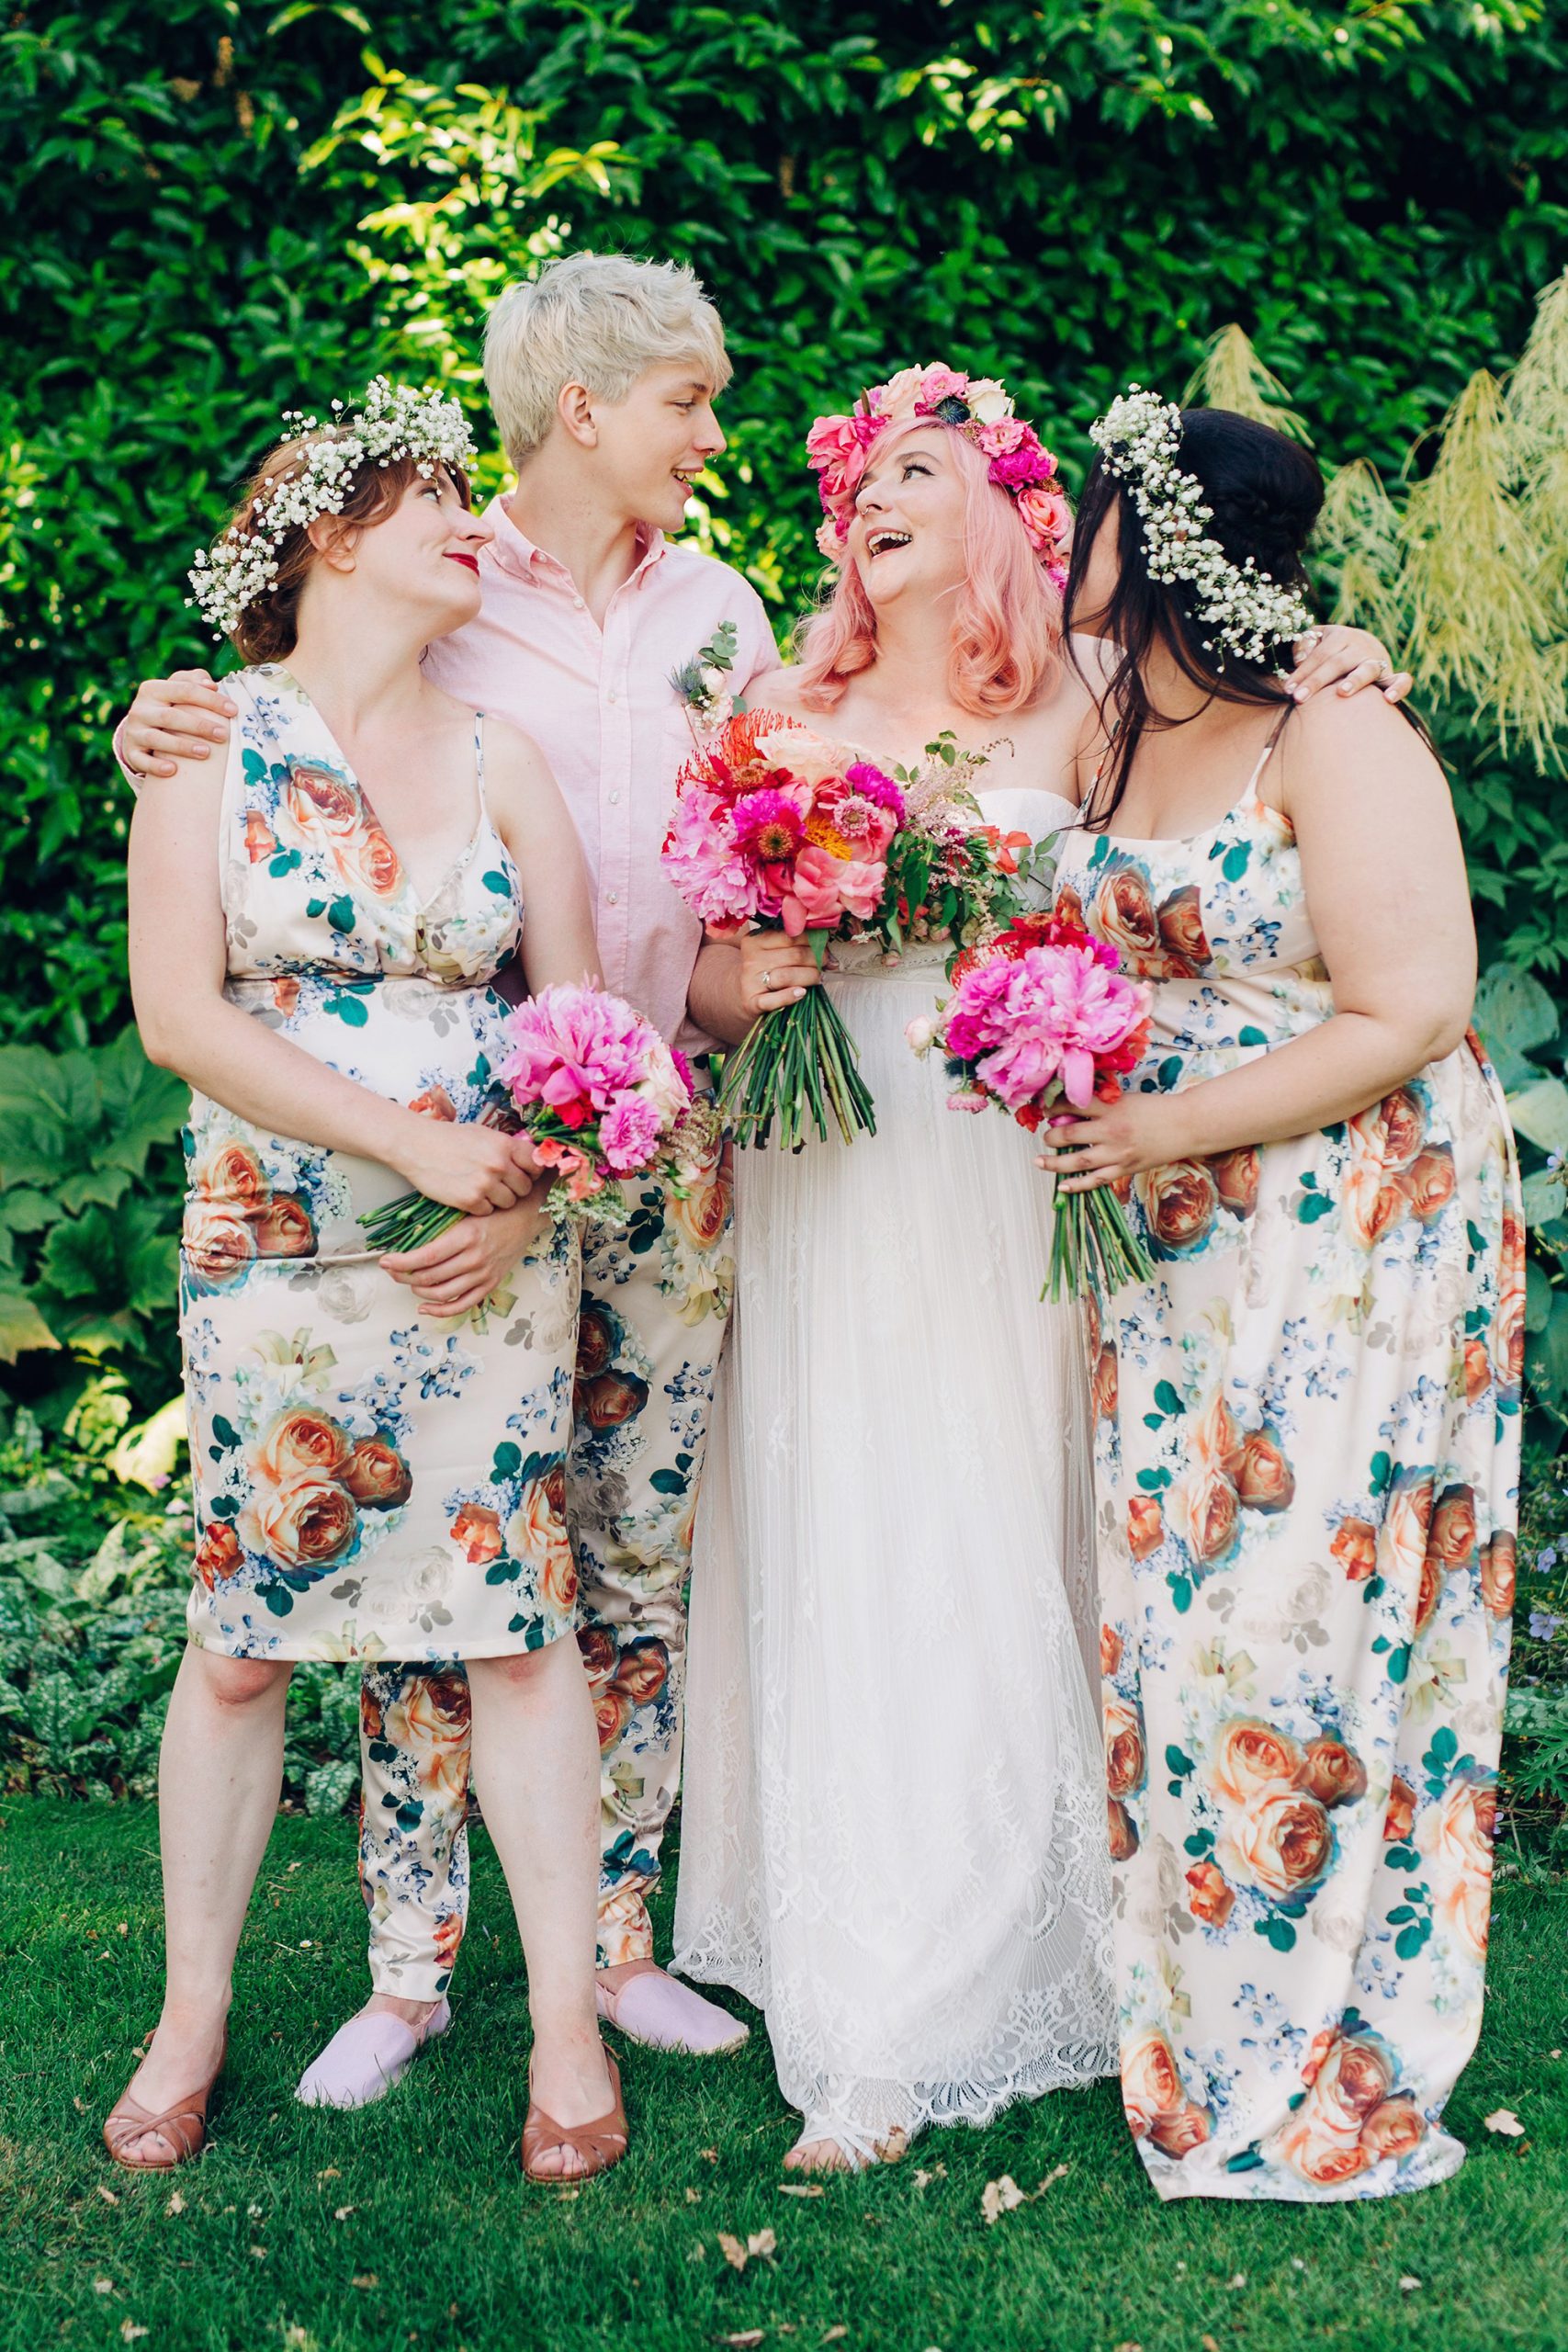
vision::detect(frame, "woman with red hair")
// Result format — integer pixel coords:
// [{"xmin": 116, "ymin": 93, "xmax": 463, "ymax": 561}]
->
[{"xmin": 674, "ymin": 363, "xmax": 1407, "ymax": 2173}]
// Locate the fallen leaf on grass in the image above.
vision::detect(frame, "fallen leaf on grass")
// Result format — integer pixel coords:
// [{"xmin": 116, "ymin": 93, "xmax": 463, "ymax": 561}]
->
[
  {"xmin": 1483, "ymin": 2109, "xmax": 1525, "ymax": 2136},
  {"xmin": 1202, "ymin": 2336, "xmax": 1220, "ymax": 2350},
  {"xmin": 96, "ymin": 2186, "xmax": 118, "ymax": 2205},
  {"xmin": 118, "ymin": 2325, "xmax": 148, "ymax": 2345},
  {"xmin": 334, "ymin": 2207, "xmax": 355, "ymax": 2222},
  {"xmin": 351, "ymin": 2275, "xmax": 378, "ymax": 2290},
  {"xmin": 1227, "ymin": 2273, "xmax": 1247, "ymax": 2290},
  {"xmin": 685, "ymin": 2188, "xmax": 703, "ymax": 2204},
  {"xmin": 73, "ymin": 2097, "xmax": 85, "ymax": 2113},
  {"xmin": 1400, "ymin": 2277, "xmax": 1422, "ymax": 2292},
  {"xmin": 700, "ymin": 2147, "xmax": 719, "ymax": 2163},
  {"xmin": 980, "ymin": 2165, "xmax": 1068, "ymax": 2223},
  {"xmin": 93, "ymin": 2282, "xmax": 113, "ymax": 2297},
  {"xmin": 719, "ymin": 2335, "xmax": 766, "ymax": 2348},
  {"xmin": 251, "ymin": 2245, "xmax": 267, "ymax": 2260},
  {"xmin": 912, "ymin": 2164, "xmax": 947, "ymax": 2189},
  {"xmin": 779, "ymin": 2183, "xmax": 823, "ymax": 2199},
  {"xmin": 164, "ymin": 2192, "xmax": 185, "ymax": 2217},
  {"xmin": 717, "ymin": 2229, "xmax": 777, "ymax": 2271},
  {"xmin": 316, "ymin": 2167, "xmax": 340, "ymax": 2182},
  {"xmin": 822, "ymin": 2334, "xmax": 849, "ymax": 2346}
]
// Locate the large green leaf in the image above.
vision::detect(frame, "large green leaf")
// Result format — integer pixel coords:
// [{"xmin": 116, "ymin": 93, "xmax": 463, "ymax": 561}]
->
[
  {"xmin": 0, "ymin": 1284, "xmax": 59, "ymax": 1363},
  {"xmin": 1509, "ymin": 1077, "xmax": 1568, "ymax": 1159},
  {"xmin": 1473, "ymin": 963, "xmax": 1561, "ymax": 1091},
  {"xmin": 96, "ymin": 1028, "xmax": 189, "ymax": 1177}
]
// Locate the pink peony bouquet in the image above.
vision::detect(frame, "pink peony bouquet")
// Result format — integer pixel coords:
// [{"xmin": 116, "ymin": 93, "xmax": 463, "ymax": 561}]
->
[
  {"xmin": 911, "ymin": 914, "xmax": 1156, "ymax": 1301},
  {"xmin": 360, "ymin": 982, "xmax": 706, "ymax": 1258},
  {"xmin": 661, "ymin": 708, "xmax": 906, "ymax": 1148}
]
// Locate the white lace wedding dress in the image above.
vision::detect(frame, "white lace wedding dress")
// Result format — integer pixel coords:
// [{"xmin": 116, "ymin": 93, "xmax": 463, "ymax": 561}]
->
[{"xmin": 673, "ymin": 784, "xmax": 1117, "ymax": 2157}]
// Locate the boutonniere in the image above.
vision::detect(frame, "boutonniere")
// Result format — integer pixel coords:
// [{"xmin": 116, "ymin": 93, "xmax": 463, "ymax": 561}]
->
[{"xmin": 670, "ymin": 619, "xmax": 738, "ymax": 737}]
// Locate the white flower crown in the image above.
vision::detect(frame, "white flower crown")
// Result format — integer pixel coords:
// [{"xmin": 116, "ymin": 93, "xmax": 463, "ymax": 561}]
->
[
  {"xmin": 187, "ymin": 377, "xmax": 478, "ymax": 640},
  {"xmin": 1089, "ymin": 385, "xmax": 1314, "ymax": 667}
]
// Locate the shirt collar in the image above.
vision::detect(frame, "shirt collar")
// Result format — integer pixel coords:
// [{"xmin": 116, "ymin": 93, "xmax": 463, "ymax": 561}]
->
[{"xmin": 481, "ymin": 495, "xmax": 668, "ymax": 590}]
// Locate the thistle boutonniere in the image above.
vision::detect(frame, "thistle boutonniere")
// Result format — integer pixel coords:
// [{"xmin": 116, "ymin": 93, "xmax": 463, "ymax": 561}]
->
[{"xmin": 670, "ymin": 619, "xmax": 739, "ymax": 739}]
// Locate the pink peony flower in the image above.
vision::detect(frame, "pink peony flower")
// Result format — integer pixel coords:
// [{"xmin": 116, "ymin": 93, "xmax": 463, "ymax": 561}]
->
[
  {"xmin": 660, "ymin": 787, "xmax": 760, "ymax": 925},
  {"xmin": 501, "ymin": 984, "xmax": 659, "ymax": 1121},
  {"xmin": 973, "ymin": 945, "xmax": 1151, "ymax": 1112},
  {"xmin": 989, "ymin": 442, "xmax": 1057, "ymax": 490},
  {"xmin": 942, "ymin": 956, "xmax": 1019, "ymax": 1062},
  {"xmin": 600, "ymin": 1094, "xmax": 664, "ymax": 1173},
  {"xmin": 781, "ymin": 842, "xmax": 885, "ymax": 935}
]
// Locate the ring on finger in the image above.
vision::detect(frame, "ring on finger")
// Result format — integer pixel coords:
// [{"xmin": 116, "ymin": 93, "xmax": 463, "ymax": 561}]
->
[{"xmin": 761, "ymin": 969, "xmax": 774, "ymax": 991}]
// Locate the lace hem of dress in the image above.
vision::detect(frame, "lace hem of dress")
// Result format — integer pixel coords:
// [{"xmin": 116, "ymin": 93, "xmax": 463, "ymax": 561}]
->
[
  {"xmin": 826, "ymin": 935, "xmax": 952, "ymax": 975},
  {"xmin": 674, "ymin": 1911, "xmax": 1117, "ymax": 2148}
]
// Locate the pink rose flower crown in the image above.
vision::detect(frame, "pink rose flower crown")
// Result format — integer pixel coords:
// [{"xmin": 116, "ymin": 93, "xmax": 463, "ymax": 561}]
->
[{"xmin": 806, "ymin": 362, "xmax": 1072, "ymax": 584}]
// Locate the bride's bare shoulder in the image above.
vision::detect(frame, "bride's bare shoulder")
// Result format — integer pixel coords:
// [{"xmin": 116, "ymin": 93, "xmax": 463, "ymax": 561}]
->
[{"xmin": 748, "ymin": 665, "xmax": 818, "ymax": 720}]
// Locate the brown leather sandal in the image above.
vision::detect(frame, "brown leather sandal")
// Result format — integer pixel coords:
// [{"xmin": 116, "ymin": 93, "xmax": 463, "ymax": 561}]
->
[
  {"xmin": 522, "ymin": 2045, "xmax": 627, "ymax": 2183},
  {"xmin": 104, "ymin": 2030, "xmax": 227, "ymax": 2172}
]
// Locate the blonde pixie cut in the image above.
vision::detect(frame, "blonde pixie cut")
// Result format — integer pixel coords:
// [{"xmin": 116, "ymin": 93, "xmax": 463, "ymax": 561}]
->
[{"xmin": 483, "ymin": 252, "xmax": 732, "ymax": 469}]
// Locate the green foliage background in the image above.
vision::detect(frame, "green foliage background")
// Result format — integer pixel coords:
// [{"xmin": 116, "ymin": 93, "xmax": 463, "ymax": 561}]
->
[
  {"xmin": 4, "ymin": 0, "xmax": 1566, "ymax": 1045},
  {"xmin": 2, "ymin": 1, "xmax": 1566, "ymax": 1837}
]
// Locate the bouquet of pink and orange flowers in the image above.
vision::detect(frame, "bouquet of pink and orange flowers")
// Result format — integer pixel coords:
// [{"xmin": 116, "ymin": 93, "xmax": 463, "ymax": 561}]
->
[
  {"xmin": 910, "ymin": 914, "xmax": 1156, "ymax": 1301},
  {"xmin": 360, "ymin": 983, "xmax": 709, "ymax": 1256},
  {"xmin": 661, "ymin": 709, "xmax": 906, "ymax": 1148},
  {"xmin": 660, "ymin": 714, "xmax": 1038, "ymax": 1150}
]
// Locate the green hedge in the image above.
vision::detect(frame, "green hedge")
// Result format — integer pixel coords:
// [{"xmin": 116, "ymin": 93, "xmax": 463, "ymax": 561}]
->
[{"xmin": 3, "ymin": 0, "xmax": 1566, "ymax": 1047}]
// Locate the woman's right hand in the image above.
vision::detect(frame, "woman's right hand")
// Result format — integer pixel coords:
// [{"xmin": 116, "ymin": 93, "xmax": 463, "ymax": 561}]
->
[
  {"xmin": 723, "ymin": 927, "xmax": 821, "ymax": 1023},
  {"xmin": 392, "ymin": 1117, "xmax": 536, "ymax": 1215},
  {"xmin": 122, "ymin": 669, "xmax": 237, "ymax": 778}
]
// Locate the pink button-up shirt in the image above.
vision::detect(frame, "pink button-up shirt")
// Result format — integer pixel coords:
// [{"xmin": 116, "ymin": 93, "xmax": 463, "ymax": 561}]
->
[{"xmin": 424, "ymin": 498, "xmax": 779, "ymax": 1047}]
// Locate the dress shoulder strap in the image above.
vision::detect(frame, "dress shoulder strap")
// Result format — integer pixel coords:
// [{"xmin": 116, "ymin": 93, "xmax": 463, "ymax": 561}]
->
[
  {"xmin": 1241, "ymin": 698, "xmax": 1295, "ymax": 807},
  {"xmin": 473, "ymin": 709, "xmax": 488, "ymax": 809}
]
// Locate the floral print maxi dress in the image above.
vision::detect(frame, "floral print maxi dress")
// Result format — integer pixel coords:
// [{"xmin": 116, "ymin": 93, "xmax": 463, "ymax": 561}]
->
[
  {"xmin": 1051, "ymin": 741, "xmax": 1520, "ymax": 2202},
  {"xmin": 179, "ymin": 666, "xmax": 579, "ymax": 1663}
]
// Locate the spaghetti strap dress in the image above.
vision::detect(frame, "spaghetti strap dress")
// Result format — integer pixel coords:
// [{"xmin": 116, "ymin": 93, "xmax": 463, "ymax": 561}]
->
[
  {"xmin": 1050, "ymin": 711, "xmax": 1521, "ymax": 2201},
  {"xmin": 178, "ymin": 664, "xmax": 580, "ymax": 1663}
]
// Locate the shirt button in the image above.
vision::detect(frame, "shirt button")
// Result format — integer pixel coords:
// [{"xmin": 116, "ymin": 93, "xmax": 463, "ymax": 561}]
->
[
  {"xmin": 572, "ymin": 594, "xmax": 584, "ymax": 610},
  {"xmin": 606, "ymin": 690, "xmax": 618, "ymax": 705},
  {"xmin": 608, "ymin": 789, "xmax": 622, "ymax": 806},
  {"xmin": 605, "ymin": 890, "xmax": 619, "ymax": 906}
]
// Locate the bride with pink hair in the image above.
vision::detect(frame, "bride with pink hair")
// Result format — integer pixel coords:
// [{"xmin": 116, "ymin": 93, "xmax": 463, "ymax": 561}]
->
[{"xmin": 674, "ymin": 362, "xmax": 1408, "ymax": 2172}]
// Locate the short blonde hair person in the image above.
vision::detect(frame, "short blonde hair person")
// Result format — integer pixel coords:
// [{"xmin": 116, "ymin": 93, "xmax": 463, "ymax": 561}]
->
[{"xmin": 484, "ymin": 251, "xmax": 732, "ymax": 469}]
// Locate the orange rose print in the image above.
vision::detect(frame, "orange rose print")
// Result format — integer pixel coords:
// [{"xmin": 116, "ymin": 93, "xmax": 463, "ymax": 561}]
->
[
  {"xmin": 1127, "ymin": 1493, "xmax": 1164, "ymax": 1560},
  {"xmin": 1107, "ymin": 1796, "xmax": 1139, "ymax": 1861},
  {"xmin": 449, "ymin": 1502, "xmax": 503, "ymax": 1566},
  {"xmin": 342, "ymin": 1438, "xmax": 412, "ymax": 1510},
  {"xmin": 1186, "ymin": 1860, "xmax": 1235, "ymax": 1927},
  {"xmin": 195, "ymin": 1521, "xmax": 242, "ymax": 1589},
  {"xmin": 1331, "ymin": 1517, "xmax": 1378, "ymax": 1582},
  {"xmin": 1298, "ymin": 1736, "xmax": 1368, "ymax": 1808},
  {"xmin": 1480, "ymin": 1531, "xmax": 1516, "ymax": 1618},
  {"xmin": 1137, "ymin": 1159, "xmax": 1220, "ymax": 1255},
  {"xmin": 253, "ymin": 1408, "xmax": 352, "ymax": 1486}
]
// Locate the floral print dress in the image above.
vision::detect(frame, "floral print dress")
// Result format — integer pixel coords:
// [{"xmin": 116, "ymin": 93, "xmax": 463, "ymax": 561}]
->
[
  {"xmin": 1051, "ymin": 726, "xmax": 1520, "ymax": 2202},
  {"xmin": 179, "ymin": 666, "xmax": 579, "ymax": 1663}
]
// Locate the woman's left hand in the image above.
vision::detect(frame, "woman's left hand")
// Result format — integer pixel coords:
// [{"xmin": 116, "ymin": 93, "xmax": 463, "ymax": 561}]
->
[
  {"xmin": 381, "ymin": 1197, "xmax": 546, "ymax": 1317},
  {"xmin": 1290, "ymin": 624, "xmax": 1412, "ymax": 705},
  {"xmin": 1035, "ymin": 1091, "xmax": 1189, "ymax": 1193}
]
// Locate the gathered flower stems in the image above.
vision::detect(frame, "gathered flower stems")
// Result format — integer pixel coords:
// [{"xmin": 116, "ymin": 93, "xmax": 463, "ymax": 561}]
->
[{"xmin": 716, "ymin": 931, "xmax": 876, "ymax": 1150}]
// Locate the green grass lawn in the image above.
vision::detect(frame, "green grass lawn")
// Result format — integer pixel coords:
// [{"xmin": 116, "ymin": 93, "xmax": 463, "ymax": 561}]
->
[{"xmin": 2, "ymin": 1800, "xmax": 1564, "ymax": 2352}]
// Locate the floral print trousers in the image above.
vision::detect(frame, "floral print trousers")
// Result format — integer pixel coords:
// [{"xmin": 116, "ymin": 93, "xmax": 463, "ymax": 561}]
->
[{"xmin": 357, "ymin": 1131, "xmax": 734, "ymax": 1991}]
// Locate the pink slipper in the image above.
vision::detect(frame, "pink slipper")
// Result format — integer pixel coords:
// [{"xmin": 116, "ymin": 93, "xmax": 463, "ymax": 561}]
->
[
  {"xmin": 595, "ymin": 1963, "xmax": 749, "ymax": 2055},
  {"xmin": 295, "ymin": 1999, "xmax": 452, "ymax": 2109}
]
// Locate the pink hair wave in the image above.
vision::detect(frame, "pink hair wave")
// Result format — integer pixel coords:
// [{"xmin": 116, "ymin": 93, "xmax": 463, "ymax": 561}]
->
[{"xmin": 792, "ymin": 421, "xmax": 1066, "ymax": 718}]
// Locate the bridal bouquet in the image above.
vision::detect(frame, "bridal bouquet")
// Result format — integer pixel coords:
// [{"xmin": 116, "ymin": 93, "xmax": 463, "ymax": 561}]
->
[
  {"xmin": 360, "ymin": 983, "xmax": 705, "ymax": 1255},
  {"xmin": 911, "ymin": 914, "xmax": 1156, "ymax": 1301},
  {"xmin": 661, "ymin": 710, "xmax": 905, "ymax": 1148}
]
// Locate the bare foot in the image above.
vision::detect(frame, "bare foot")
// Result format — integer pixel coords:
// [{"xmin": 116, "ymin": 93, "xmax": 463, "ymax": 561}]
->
[{"xmin": 784, "ymin": 2127, "xmax": 908, "ymax": 2176}]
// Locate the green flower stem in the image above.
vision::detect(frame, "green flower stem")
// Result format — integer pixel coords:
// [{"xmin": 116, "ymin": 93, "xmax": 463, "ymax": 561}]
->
[
  {"xmin": 1043, "ymin": 1177, "xmax": 1155, "ymax": 1305},
  {"xmin": 718, "ymin": 931, "xmax": 876, "ymax": 1150}
]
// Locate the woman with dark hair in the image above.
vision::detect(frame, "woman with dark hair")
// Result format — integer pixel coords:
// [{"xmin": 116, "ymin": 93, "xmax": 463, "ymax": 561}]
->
[
  {"xmin": 109, "ymin": 382, "xmax": 626, "ymax": 2180},
  {"xmin": 1042, "ymin": 392, "xmax": 1520, "ymax": 2202}
]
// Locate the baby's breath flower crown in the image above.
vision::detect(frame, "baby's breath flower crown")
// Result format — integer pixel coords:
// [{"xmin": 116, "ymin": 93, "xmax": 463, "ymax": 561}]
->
[
  {"xmin": 187, "ymin": 377, "xmax": 478, "ymax": 640},
  {"xmin": 1089, "ymin": 385, "xmax": 1314, "ymax": 667}
]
